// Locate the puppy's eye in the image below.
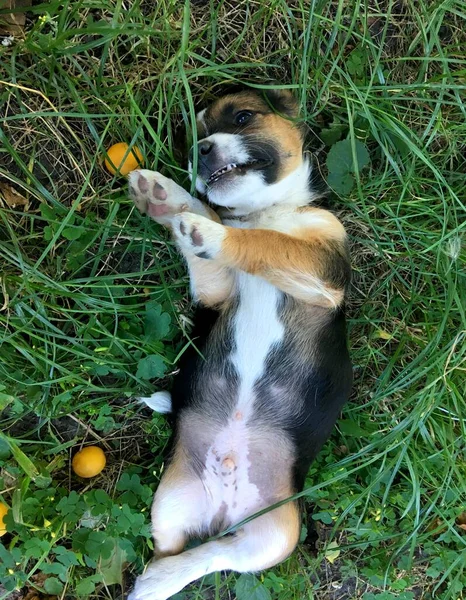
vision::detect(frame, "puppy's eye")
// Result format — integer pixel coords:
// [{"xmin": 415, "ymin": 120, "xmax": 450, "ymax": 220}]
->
[{"xmin": 234, "ymin": 111, "xmax": 253, "ymax": 126}]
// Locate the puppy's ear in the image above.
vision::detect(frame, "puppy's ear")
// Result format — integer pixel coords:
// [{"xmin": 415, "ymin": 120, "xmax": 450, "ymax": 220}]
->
[{"xmin": 263, "ymin": 88, "xmax": 299, "ymax": 117}]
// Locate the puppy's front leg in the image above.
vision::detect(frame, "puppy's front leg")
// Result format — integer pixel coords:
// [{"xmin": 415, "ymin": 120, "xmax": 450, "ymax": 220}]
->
[
  {"xmin": 173, "ymin": 212, "xmax": 350, "ymax": 308},
  {"xmin": 129, "ymin": 170, "xmax": 234, "ymax": 307}
]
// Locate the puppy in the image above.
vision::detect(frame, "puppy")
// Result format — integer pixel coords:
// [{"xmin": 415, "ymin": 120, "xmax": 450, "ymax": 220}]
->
[{"xmin": 128, "ymin": 89, "xmax": 352, "ymax": 600}]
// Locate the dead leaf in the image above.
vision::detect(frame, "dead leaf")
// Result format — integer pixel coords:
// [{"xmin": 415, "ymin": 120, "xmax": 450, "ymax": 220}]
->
[
  {"xmin": 456, "ymin": 512, "xmax": 466, "ymax": 531},
  {"xmin": 325, "ymin": 541, "xmax": 340, "ymax": 564},
  {"xmin": 375, "ymin": 329, "xmax": 394, "ymax": 340},
  {"xmin": 0, "ymin": 0, "xmax": 31, "ymax": 35},
  {"xmin": 0, "ymin": 183, "xmax": 28, "ymax": 208}
]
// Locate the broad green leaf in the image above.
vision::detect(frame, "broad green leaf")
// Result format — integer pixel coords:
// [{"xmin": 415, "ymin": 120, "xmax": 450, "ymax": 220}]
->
[
  {"xmin": 41, "ymin": 562, "xmax": 68, "ymax": 582},
  {"xmin": 136, "ymin": 354, "xmax": 167, "ymax": 380},
  {"xmin": 54, "ymin": 545, "xmax": 81, "ymax": 567},
  {"xmin": 235, "ymin": 574, "xmax": 272, "ymax": 600},
  {"xmin": 44, "ymin": 577, "xmax": 65, "ymax": 594},
  {"xmin": 72, "ymin": 528, "xmax": 92, "ymax": 554},
  {"xmin": 117, "ymin": 538, "xmax": 138, "ymax": 562},
  {"xmin": 327, "ymin": 171, "xmax": 354, "ymax": 195},
  {"xmin": 144, "ymin": 301, "xmax": 171, "ymax": 340},
  {"xmin": 75, "ymin": 574, "xmax": 102, "ymax": 597},
  {"xmin": 312, "ymin": 511, "xmax": 333, "ymax": 524},
  {"xmin": 84, "ymin": 531, "xmax": 115, "ymax": 560},
  {"xmin": 44, "ymin": 225, "xmax": 55, "ymax": 240},
  {"xmin": 116, "ymin": 473, "xmax": 143, "ymax": 493},
  {"xmin": 56, "ymin": 491, "xmax": 86, "ymax": 522},
  {"xmin": 111, "ymin": 503, "xmax": 146, "ymax": 535},
  {"xmin": 426, "ymin": 566, "xmax": 441, "ymax": 578},
  {"xmin": 24, "ymin": 538, "xmax": 50, "ymax": 560},
  {"xmin": 0, "ymin": 437, "xmax": 11, "ymax": 459},
  {"xmin": 40, "ymin": 203, "xmax": 56, "ymax": 220},
  {"xmin": 320, "ymin": 122, "xmax": 346, "ymax": 146},
  {"xmin": 0, "ymin": 392, "xmax": 15, "ymax": 411},
  {"xmin": 326, "ymin": 138, "xmax": 370, "ymax": 174},
  {"xmin": 62, "ymin": 226, "xmax": 86, "ymax": 240},
  {"xmin": 0, "ymin": 543, "xmax": 15, "ymax": 569},
  {"xmin": 338, "ymin": 419, "xmax": 370, "ymax": 437}
]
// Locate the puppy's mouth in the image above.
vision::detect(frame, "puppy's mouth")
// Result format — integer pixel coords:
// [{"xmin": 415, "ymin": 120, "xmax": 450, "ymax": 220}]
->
[{"xmin": 206, "ymin": 158, "xmax": 273, "ymax": 185}]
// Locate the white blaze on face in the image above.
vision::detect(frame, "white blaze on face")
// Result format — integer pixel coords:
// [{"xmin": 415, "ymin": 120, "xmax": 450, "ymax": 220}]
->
[{"xmin": 189, "ymin": 131, "xmax": 257, "ymax": 198}]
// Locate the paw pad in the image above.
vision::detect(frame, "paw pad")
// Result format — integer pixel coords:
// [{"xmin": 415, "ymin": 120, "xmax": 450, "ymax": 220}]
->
[
  {"xmin": 137, "ymin": 173, "xmax": 149, "ymax": 193},
  {"xmin": 190, "ymin": 227, "xmax": 204, "ymax": 247},
  {"xmin": 152, "ymin": 181, "xmax": 167, "ymax": 201}
]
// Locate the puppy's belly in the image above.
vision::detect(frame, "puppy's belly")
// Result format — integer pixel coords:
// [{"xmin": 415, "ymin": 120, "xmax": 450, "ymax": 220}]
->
[{"xmin": 198, "ymin": 416, "xmax": 295, "ymax": 530}]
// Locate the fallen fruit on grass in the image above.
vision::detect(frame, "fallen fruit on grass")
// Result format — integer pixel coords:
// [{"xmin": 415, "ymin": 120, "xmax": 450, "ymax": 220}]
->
[
  {"xmin": 104, "ymin": 142, "xmax": 143, "ymax": 176},
  {"xmin": 0, "ymin": 503, "xmax": 8, "ymax": 536},
  {"xmin": 72, "ymin": 446, "xmax": 106, "ymax": 478}
]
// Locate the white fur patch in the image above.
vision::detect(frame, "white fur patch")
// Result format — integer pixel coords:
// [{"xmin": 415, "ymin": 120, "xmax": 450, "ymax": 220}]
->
[
  {"xmin": 172, "ymin": 213, "xmax": 226, "ymax": 258},
  {"xmin": 212, "ymin": 159, "xmax": 315, "ymax": 216},
  {"xmin": 189, "ymin": 132, "xmax": 250, "ymax": 195},
  {"xmin": 138, "ymin": 391, "xmax": 172, "ymax": 413},
  {"xmin": 231, "ymin": 273, "xmax": 284, "ymax": 417}
]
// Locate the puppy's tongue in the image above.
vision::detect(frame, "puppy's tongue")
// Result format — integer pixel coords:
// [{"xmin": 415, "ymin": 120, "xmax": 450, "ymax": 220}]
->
[{"xmin": 148, "ymin": 202, "xmax": 169, "ymax": 217}]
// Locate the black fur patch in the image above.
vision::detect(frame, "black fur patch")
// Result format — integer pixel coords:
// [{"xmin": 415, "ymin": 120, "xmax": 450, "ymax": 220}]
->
[{"xmin": 195, "ymin": 251, "xmax": 211, "ymax": 260}]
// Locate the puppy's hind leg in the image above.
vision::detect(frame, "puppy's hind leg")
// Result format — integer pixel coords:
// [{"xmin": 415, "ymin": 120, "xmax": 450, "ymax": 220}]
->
[
  {"xmin": 149, "ymin": 451, "xmax": 210, "ymax": 558},
  {"xmin": 129, "ymin": 501, "xmax": 300, "ymax": 600}
]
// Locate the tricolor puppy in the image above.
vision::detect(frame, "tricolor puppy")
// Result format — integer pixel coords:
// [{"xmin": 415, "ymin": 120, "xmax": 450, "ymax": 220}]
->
[{"xmin": 128, "ymin": 89, "xmax": 352, "ymax": 600}]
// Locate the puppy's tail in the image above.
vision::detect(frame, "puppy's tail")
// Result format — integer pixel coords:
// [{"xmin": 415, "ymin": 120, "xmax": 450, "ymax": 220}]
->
[{"xmin": 138, "ymin": 391, "xmax": 172, "ymax": 414}]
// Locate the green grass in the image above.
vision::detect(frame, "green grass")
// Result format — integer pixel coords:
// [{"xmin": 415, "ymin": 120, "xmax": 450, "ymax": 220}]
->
[{"xmin": 1, "ymin": 1, "xmax": 465, "ymax": 599}]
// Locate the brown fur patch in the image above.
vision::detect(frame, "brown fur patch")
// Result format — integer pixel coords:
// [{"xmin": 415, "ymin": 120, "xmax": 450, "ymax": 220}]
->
[
  {"xmin": 219, "ymin": 227, "xmax": 349, "ymax": 307},
  {"xmin": 207, "ymin": 91, "xmax": 272, "ymax": 119}
]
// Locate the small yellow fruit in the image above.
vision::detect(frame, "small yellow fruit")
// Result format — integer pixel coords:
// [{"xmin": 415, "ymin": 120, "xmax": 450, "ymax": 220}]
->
[
  {"xmin": 0, "ymin": 503, "xmax": 8, "ymax": 537},
  {"xmin": 72, "ymin": 446, "xmax": 106, "ymax": 478},
  {"xmin": 104, "ymin": 142, "xmax": 143, "ymax": 176}
]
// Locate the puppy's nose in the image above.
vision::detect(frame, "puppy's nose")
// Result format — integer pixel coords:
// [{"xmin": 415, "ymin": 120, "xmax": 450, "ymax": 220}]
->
[
  {"xmin": 199, "ymin": 140, "xmax": 213, "ymax": 156},
  {"xmin": 189, "ymin": 141, "xmax": 214, "ymax": 163}
]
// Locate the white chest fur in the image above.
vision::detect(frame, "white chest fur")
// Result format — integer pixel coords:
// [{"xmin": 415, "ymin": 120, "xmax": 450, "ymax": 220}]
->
[{"xmin": 230, "ymin": 273, "xmax": 284, "ymax": 419}]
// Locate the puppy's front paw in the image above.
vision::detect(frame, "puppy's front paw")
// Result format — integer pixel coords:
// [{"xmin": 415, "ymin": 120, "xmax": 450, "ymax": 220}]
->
[
  {"xmin": 172, "ymin": 213, "xmax": 226, "ymax": 259},
  {"xmin": 128, "ymin": 169, "xmax": 192, "ymax": 225}
]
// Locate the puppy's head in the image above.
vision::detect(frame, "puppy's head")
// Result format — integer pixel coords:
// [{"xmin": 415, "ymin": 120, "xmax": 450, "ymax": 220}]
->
[{"xmin": 189, "ymin": 89, "xmax": 304, "ymax": 212}]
